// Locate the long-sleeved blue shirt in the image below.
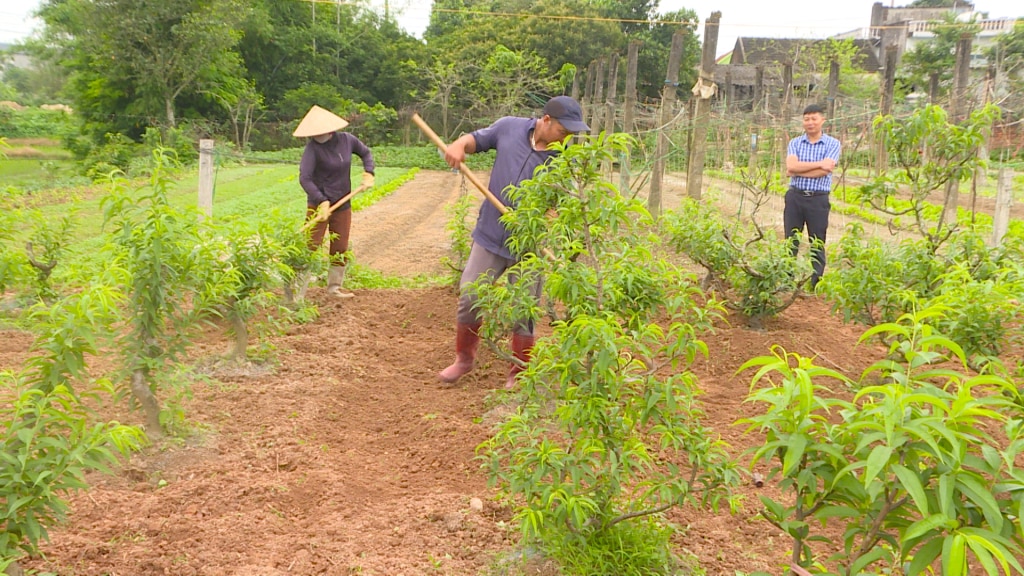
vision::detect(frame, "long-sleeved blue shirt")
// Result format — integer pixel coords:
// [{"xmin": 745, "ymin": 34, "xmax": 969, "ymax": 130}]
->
[{"xmin": 299, "ymin": 132, "xmax": 375, "ymax": 210}]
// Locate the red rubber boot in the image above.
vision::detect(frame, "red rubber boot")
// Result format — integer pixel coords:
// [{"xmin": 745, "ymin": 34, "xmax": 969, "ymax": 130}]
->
[
  {"xmin": 438, "ymin": 323, "xmax": 481, "ymax": 384},
  {"xmin": 505, "ymin": 333, "xmax": 536, "ymax": 389}
]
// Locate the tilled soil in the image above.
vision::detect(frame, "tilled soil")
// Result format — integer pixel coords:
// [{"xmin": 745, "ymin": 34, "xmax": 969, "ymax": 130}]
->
[{"xmin": 1, "ymin": 169, "xmax": 1005, "ymax": 575}]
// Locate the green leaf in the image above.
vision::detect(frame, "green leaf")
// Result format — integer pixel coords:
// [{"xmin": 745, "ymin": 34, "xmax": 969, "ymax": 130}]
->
[
  {"xmin": 939, "ymin": 474, "xmax": 955, "ymax": 519},
  {"xmin": 964, "ymin": 535, "xmax": 999, "ymax": 576},
  {"xmin": 849, "ymin": 544, "xmax": 887, "ymax": 575},
  {"xmin": 863, "ymin": 444, "xmax": 893, "ymax": 488},
  {"xmin": 904, "ymin": 513, "xmax": 952, "ymax": 543},
  {"xmin": 783, "ymin": 434, "xmax": 808, "ymax": 476},
  {"xmin": 893, "ymin": 464, "xmax": 929, "ymax": 516},
  {"xmin": 943, "ymin": 533, "xmax": 967, "ymax": 576},
  {"xmin": 957, "ymin": 474, "xmax": 1004, "ymax": 533},
  {"xmin": 905, "ymin": 536, "xmax": 943, "ymax": 576}
]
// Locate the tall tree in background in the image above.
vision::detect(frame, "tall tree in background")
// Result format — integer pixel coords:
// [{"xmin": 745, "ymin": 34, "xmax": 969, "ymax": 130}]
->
[
  {"xmin": 425, "ymin": 0, "xmax": 623, "ymax": 81},
  {"xmin": 636, "ymin": 8, "xmax": 700, "ymax": 99},
  {"xmin": 236, "ymin": 0, "xmax": 425, "ymax": 118},
  {"xmin": 423, "ymin": 0, "xmax": 702, "ymax": 105},
  {"xmin": 422, "ymin": 0, "xmax": 622, "ymax": 128},
  {"xmin": 900, "ymin": 13, "xmax": 980, "ymax": 99},
  {"xmin": 38, "ymin": 0, "xmax": 249, "ymax": 131},
  {"xmin": 589, "ymin": 0, "xmax": 660, "ymax": 34}
]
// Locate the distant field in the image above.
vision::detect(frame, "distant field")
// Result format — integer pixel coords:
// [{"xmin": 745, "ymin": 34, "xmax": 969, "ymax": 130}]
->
[
  {"xmin": 1, "ymin": 138, "xmax": 77, "ymax": 187},
  {"xmin": 10, "ymin": 163, "xmax": 410, "ymax": 276}
]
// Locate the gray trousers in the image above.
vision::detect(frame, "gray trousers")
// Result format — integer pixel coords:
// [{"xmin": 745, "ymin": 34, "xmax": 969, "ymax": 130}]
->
[{"xmin": 456, "ymin": 243, "xmax": 541, "ymax": 336}]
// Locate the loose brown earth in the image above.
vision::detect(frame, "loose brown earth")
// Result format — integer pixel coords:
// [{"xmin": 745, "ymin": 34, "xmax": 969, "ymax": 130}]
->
[{"xmin": 0, "ymin": 170, "xmax": 996, "ymax": 575}]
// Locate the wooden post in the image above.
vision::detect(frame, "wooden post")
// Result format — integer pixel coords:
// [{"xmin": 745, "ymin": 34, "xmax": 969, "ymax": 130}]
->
[
  {"xmin": 725, "ymin": 68, "xmax": 734, "ymax": 112},
  {"xmin": 977, "ymin": 65, "xmax": 996, "ymax": 187},
  {"xmin": 686, "ymin": 11, "xmax": 722, "ymax": 201},
  {"xmin": 942, "ymin": 33, "xmax": 973, "ymax": 226},
  {"xmin": 604, "ymin": 52, "xmax": 619, "ymax": 136},
  {"xmin": 198, "ymin": 139, "xmax": 214, "ymax": 220},
  {"xmin": 583, "ymin": 60, "xmax": 597, "ymax": 121},
  {"xmin": 723, "ymin": 124, "xmax": 732, "ymax": 169},
  {"xmin": 877, "ymin": 45, "xmax": 898, "ymax": 175},
  {"xmin": 748, "ymin": 133, "xmax": 758, "ymax": 173},
  {"xmin": 753, "ymin": 64, "xmax": 764, "ymax": 116},
  {"xmin": 992, "ymin": 168, "xmax": 1013, "ymax": 246},
  {"xmin": 604, "ymin": 53, "xmax": 619, "ymax": 176},
  {"xmin": 590, "ymin": 58, "xmax": 605, "ymax": 137},
  {"xmin": 951, "ymin": 33, "xmax": 972, "ymax": 123},
  {"xmin": 649, "ymin": 29, "xmax": 687, "ymax": 217},
  {"xmin": 570, "ymin": 70, "xmax": 580, "ymax": 101},
  {"xmin": 620, "ymin": 41, "xmax": 640, "ymax": 194},
  {"xmin": 781, "ymin": 62, "xmax": 793, "ymax": 117},
  {"xmin": 827, "ymin": 59, "xmax": 840, "ymax": 118}
]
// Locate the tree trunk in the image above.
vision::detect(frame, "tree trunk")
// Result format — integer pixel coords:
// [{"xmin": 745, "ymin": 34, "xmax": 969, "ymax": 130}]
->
[
  {"xmin": 131, "ymin": 368, "xmax": 163, "ymax": 439},
  {"xmin": 165, "ymin": 97, "xmax": 176, "ymax": 128},
  {"xmin": 229, "ymin": 310, "xmax": 249, "ymax": 361}
]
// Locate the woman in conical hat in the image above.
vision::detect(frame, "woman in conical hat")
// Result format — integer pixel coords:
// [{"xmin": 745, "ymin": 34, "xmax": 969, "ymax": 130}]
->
[{"xmin": 294, "ymin": 105, "xmax": 375, "ymax": 298}]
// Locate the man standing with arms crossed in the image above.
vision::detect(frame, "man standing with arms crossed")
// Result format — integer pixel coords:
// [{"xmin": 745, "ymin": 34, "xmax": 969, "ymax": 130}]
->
[{"xmin": 785, "ymin": 103, "xmax": 841, "ymax": 291}]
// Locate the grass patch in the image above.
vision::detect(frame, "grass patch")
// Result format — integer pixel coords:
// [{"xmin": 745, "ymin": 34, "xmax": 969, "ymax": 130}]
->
[{"xmin": 0, "ymin": 157, "xmax": 80, "ymax": 188}]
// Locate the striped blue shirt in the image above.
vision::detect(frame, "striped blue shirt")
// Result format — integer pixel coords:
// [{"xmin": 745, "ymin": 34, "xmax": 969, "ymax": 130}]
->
[{"xmin": 787, "ymin": 132, "xmax": 841, "ymax": 192}]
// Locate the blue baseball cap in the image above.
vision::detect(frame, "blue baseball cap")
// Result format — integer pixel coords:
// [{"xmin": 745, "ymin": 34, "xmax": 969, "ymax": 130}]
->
[{"xmin": 543, "ymin": 96, "xmax": 589, "ymax": 133}]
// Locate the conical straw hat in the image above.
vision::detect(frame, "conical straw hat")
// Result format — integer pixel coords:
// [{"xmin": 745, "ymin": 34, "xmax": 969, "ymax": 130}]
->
[{"xmin": 292, "ymin": 105, "xmax": 349, "ymax": 137}]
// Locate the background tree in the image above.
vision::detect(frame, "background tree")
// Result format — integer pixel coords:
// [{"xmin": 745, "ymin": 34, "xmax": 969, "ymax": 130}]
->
[
  {"xmin": 473, "ymin": 45, "xmax": 560, "ymax": 119},
  {"xmin": 38, "ymin": 0, "xmax": 250, "ymax": 132},
  {"xmin": 236, "ymin": 0, "xmax": 424, "ymax": 118},
  {"xmin": 899, "ymin": 13, "xmax": 980, "ymax": 100},
  {"xmin": 636, "ymin": 9, "xmax": 700, "ymax": 99},
  {"xmin": 425, "ymin": 0, "xmax": 623, "ymax": 88},
  {"xmin": 988, "ymin": 19, "xmax": 1024, "ymax": 108}
]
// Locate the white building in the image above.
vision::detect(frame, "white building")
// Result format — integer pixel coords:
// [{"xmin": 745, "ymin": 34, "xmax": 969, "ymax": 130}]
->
[{"xmin": 834, "ymin": 1, "xmax": 1017, "ymax": 69}]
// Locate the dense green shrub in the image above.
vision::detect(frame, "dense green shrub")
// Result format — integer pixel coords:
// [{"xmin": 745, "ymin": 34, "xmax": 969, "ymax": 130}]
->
[{"xmin": 819, "ymin": 226, "xmax": 1023, "ymax": 360}]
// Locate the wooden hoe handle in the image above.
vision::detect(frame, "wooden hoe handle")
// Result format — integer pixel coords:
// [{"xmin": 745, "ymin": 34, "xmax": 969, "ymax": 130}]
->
[
  {"xmin": 301, "ymin": 184, "xmax": 370, "ymax": 233},
  {"xmin": 410, "ymin": 113, "xmax": 508, "ymax": 215}
]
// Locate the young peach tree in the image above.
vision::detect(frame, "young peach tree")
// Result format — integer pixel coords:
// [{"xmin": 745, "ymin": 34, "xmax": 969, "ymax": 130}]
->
[
  {"xmin": 859, "ymin": 104, "xmax": 998, "ymax": 253},
  {"xmin": 740, "ymin": 305, "xmax": 1024, "ymax": 575},
  {"xmin": 664, "ymin": 168, "xmax": 815, "ymax": 329},
  {"xmin": 207, "ymin": 215, "xmax": 296, "ymax": 361},
  {"xmin": 819, "ymin": 225, "xmax": 1024, "ymax": 366},
  {"xmin": 1, "ymin": 280, "xmax": 145, "ymax": 574},
  {"xmin": 475, "ymin": 133, "xmax": 739, "ymax": 575},
  {"xmin": 101, "ymin": 150, "xmax": 233, "ymax": 437}
]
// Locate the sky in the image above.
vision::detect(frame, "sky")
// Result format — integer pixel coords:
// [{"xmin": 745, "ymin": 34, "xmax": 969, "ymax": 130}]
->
[{"xmin": 2, "ymin": 0, "xmax": 1021, "ymax": 57}]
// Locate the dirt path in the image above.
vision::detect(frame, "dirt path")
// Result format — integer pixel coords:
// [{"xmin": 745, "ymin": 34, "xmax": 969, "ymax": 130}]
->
[{"xmin": 352, "ymin": 170, "xmax": 467, "ymax": 277}]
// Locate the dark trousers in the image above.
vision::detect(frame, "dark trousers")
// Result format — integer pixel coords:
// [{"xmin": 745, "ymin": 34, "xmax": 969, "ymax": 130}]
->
[{"xmin": 783, "ymin": 187, "xmax": 831, "ymax": 287}]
